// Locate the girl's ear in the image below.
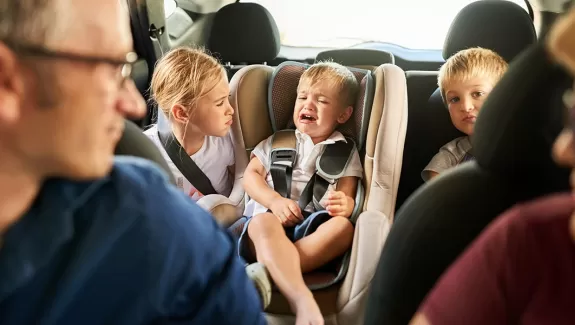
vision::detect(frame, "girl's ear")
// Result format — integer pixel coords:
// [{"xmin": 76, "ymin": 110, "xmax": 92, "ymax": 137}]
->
[{"xmin": 171, "ymin": 104, "xmax": 189, "ymax": 123}]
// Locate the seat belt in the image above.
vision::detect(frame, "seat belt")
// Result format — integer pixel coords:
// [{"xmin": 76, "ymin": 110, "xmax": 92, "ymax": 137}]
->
[
  {"xmin": 269, "ymin": 130, "xmax": 298, "ymax": 199},
  {"xmin": 269, "ymin": 130, "xmax": 356, "ymax": 212},
  {"xmin": 156, "ymin": 112, "xmax": 217, "ymax": 196}
]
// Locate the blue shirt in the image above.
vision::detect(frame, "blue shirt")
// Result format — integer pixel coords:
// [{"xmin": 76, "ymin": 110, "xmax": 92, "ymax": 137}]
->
[{"xmin": 0, "ymin": 157, "xmax": 266, "ymax": 325}]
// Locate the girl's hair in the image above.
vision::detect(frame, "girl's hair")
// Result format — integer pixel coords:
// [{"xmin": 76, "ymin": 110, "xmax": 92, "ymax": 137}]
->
[{"xmin": 150, "ymin": 46, "xmax": 225, "ymax": 118}]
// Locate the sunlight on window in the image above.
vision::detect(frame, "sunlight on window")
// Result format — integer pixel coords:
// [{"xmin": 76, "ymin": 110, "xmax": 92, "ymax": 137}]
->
[{"xmin": 245, "ymin": 0, "xmax": 528, "ymax": 49}]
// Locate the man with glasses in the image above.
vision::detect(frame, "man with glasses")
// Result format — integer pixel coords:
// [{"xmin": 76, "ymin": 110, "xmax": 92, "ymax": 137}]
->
[{"xmin": 0, "ymin": 0, "xmax": 265, "ymax": 324}]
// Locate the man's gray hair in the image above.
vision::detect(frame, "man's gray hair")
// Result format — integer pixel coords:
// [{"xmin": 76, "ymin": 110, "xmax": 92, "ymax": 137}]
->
[{"xmin": 0, "ymin": 0, "xmax": 64, "ymax": 45}]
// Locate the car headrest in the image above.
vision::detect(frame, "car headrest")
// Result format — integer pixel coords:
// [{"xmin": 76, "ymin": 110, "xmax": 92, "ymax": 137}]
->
[
  {"xmin": 208, "ymin": 2, "xmax": 280, "ymax": 63},
  {"xmin": 443, "ymin": 0, "xmax": 536, "ymax": 62},
  {"xmin": 315, "ymin": 49, "xmax": 395, "ymax": 70},
  {"xmin": 473, "ymin": 42, "xmax": 572, "ymax": 187},
  {"xmin": 267, "ymin": 61, "xmax": 374, "ymax": 150}
]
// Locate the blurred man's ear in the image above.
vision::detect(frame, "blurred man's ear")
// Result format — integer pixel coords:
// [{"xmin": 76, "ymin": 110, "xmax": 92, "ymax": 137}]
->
[{"xmin": 0, "ymin": 42, "xmax": 23, "ymax": 125}]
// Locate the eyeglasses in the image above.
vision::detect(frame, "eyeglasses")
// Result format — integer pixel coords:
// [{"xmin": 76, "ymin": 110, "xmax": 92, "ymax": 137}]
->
[{"xmin": 2, "ymin": 40, "xmax": 138, "ymax": 88}]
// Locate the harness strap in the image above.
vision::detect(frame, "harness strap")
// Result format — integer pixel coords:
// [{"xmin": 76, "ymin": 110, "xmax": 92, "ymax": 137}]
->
[
  {"xmin": 316, "ymin": 138, "xmax": 356, "ymax": 184},
  {"xmin": 269, "ymin": 130, "xmax": 298, "ymax": 199},
  {"xmin": 297, "ymin": 173, "xmax": 330, "ymax": 211},
  {"xmin": 270, "ymin": 130, "xmax": 356, "ymax": 212}
]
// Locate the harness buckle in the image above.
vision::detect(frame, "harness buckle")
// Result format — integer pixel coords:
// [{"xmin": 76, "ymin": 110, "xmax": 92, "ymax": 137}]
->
[{"xmin": 270, "ymin": 148, "xmax": 297, "ymax": 168}]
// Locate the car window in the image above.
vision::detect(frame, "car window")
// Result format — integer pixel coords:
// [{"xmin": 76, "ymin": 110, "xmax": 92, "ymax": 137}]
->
[{"xmin": 244, "ymin": 0, "xmax": 529, "ymax": 50}]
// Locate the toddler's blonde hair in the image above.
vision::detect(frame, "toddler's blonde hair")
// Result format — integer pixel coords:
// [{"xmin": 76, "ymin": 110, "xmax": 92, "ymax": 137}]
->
[
  {"xmin": 299, "ymin": 61, "xmax": 359, "ymax": 107},
  {"xmin": 439, "ymin": 47, "xmax": 508, "ymax": 101}
]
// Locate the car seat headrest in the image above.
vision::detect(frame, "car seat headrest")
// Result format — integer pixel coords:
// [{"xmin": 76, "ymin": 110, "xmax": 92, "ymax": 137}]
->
[
  {"xmin": 472, "ymin": 43, "xmax": 571, "ymax": 189},
  {"xmin": 315, "ymin": 49, "xmax": 395, "ymax": 69},
  {"xmin": 208, "ymin": 3, "xmax": 280, "ymax": 63},
  {"xmin": 443, "ymin": 0, "xmax": 536, "ymax": 62},
  {"xmin": 267, "ymin": 61, "xmax": 374, "ymax": 150}
]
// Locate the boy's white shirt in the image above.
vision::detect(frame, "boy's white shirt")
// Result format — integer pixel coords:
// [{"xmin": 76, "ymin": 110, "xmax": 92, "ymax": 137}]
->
[
  {"xmin": 144, "ymin": 124, "xmax": 235, "ymax": 200},
  {"xmin": 243, "ymin": 129, "xmax": 363, "ymax": 217}
]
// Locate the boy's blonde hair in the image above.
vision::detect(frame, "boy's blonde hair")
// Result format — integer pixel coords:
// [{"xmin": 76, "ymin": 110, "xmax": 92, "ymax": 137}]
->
[
  {"xmin": 438, "ymin": 47, "xmax": 508, "ymax": 100},
  {"xmin": 299, "ymin": 61, "xmax": 359, "ymax": 107},
  {"xmin": 151, "ymin": 47, "xmax": 225, "ymax": 117}
]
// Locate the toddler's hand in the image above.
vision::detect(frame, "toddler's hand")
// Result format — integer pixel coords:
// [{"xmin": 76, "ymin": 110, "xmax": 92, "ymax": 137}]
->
[
  {"xmin": 326, "ymin": 191, "xmax": 352, "ymax": 218},
  {"xmin": 269, "ymin": 197, "xmax": 303, "ymax": 226}
]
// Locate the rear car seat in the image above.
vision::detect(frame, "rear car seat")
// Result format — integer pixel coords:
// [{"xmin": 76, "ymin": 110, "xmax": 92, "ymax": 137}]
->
[
  {"xmin": 395, "ymin": 0, "xmax": 537, "ymax": 211},
  {"xmin": 207, "ymin": 2, "xmax": 281, "ymax": 79},
  {"xmin": 315, "ymin": 48, "xmax": 395, "ymax": 70},
  {"xmin": 229, "ymin": 60, "xmax": 407, "ymax": 325},
  {"xmin": 364, "ymin": 41, "xmax": 572, "ymax": 325}
]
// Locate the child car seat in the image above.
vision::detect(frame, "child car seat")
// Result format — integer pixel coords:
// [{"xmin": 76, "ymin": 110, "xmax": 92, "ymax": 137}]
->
[{"xmin": 229, "ymin": 60, "xmax": 408, "ymax": 325}]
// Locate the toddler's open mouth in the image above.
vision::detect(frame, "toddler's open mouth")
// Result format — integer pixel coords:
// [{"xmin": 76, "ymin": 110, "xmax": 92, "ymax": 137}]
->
[{"xmin": 299, "ymin": 113, "xmax": 317, "ymax": 122}]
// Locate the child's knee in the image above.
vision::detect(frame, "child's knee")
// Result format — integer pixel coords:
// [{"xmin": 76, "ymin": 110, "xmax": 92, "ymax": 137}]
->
[
  {"xmin": 318, "ymin": 217, "xmax": 355, "ymax": 242},
  {"xmin": 248, "ymin": 212, "xmax": 282, "ymax": 238},
  {"xmin": 324, "ymin": 217, "xmax": 354, "ymax": 238}
]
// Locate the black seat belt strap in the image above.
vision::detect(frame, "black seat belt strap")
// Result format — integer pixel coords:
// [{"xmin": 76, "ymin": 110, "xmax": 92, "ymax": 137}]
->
[
  {"xmin": 297, "ymin": 173, "xmax": 330, "ymax": 211},
  {"xmin": 298, "ymin": 137, "xmax": 356, "ymax": 212},
  {"xmin": 269, "ymin": 130, "xmax": 298, "ymax": 199},
  {"xmin": 157, "ymin": 127, "xmax": 217, "ymax": 196}
]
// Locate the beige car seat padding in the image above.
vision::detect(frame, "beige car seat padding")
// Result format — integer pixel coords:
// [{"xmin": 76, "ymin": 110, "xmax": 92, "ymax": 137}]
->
[
  {"xmin": 230, "ymin": 65, "xmax": 274, "ymax": 154},
  {"xmin": 271, "ymin": 130, "xmax": 298, "ymax": 150}
]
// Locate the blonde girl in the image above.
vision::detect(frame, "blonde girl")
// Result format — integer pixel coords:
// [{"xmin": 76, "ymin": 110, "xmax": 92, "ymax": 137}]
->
[{"xmin": 144, "ymin": 47, "xmax": 235, "ymax": 200}]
